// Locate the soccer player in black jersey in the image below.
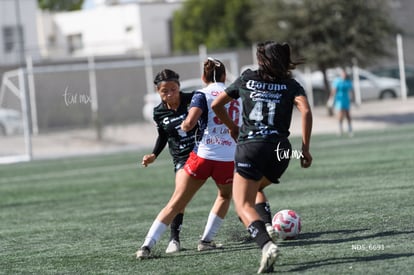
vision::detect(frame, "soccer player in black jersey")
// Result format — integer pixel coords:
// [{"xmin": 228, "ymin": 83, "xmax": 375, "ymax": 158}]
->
[
  {"xmin": 212, "ymin": 41, "xmax": 313, "ymax": 273},
  {"xmin": 137, "ymin": 59, "xmax": 240, "ymax": 259},
  {"xmin": 141, "ymin": 69, "xmax": 197, "ymax": 254}
]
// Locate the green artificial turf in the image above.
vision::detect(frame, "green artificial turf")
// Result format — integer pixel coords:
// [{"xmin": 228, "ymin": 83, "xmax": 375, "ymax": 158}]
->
[{"xmin": 1, "ymin": 125, "xmax": 413, "ymax": 274}]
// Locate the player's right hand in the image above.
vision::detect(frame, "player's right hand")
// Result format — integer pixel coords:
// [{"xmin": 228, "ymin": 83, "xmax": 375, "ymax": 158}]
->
[
  {"xmin": 229, "ymin": 126, "xmax": 239, "ymax": 142},
  {"xmin": 142, "ymin": 153, "xmax": 156, "ymax": 167}
]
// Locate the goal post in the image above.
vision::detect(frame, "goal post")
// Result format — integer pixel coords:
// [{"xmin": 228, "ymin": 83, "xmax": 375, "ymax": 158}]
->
[{"xmin": 0, "ymin": 68, "xmax": 32, "ymax": 164}]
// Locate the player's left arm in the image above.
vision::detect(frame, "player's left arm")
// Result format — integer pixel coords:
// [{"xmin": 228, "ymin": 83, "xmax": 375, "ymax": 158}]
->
[{"xmin": 294, "ymin": 95, "xmax": 313, "ymax": 168}]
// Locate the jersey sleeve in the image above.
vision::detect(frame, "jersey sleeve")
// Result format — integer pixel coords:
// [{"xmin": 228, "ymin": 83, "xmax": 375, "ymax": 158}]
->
[
  {"xmin": 151, "ymin": 127, "xmax": 168, "ymax": 157},
  {"xmin": 332, "ymin": 78, "xmax": 340, "ymax": 89},
  {"xmin": 225, "ymin": 77, "xmax": 242, "ymax": 99},
  {"xmin": 181, "ymin": 91, "xmax": 194, "ymax": 105},
  {"xmin": 151, "ymin": 108, "xmax": 168, "ymax": 157},
  {"xmin": 189, "ymin": 91, "xmax": 208, "ymax": 113},
  {"xmin": 292, "ymin": 79, "xmax": 307, "ymax": 98}
]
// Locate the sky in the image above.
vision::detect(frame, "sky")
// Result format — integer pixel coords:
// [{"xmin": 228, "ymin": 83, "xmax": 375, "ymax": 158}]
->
[
  {"xmin": 82, "ymin": 0, "xmax": 112, "ymax": 10},
  {"xmin": 82, "ymin": 0, "xmax": 132, "ymax": 10}
]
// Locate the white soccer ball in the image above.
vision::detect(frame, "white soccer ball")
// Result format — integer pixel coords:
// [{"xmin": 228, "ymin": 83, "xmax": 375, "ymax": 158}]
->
[{"xmin": 272, "ymin": 209, "xmax": 301, "ymax": 240}]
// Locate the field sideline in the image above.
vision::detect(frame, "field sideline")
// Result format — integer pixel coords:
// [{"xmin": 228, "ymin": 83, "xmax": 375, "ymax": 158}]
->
[{"xmin": 1, "ymin": 125, "xmax": 413, "ymax": 274}]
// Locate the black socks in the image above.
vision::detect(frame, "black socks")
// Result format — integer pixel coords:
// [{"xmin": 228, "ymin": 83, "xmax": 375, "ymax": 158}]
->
[
  {"xmin": 255, "ymin": 202, "xmax": 272, "ymax": 224},
  {"xmin": 170, "ymin": 213, "xmax": 183, "ymax": 241},
  {"xmin": 247, "ymin": 220, "xmax": 272, "ymax": 249}
]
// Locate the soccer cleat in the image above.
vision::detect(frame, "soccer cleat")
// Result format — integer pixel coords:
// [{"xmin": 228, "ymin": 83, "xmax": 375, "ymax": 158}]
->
[
  {"xmin": 257, "ymin": 242, "xmax": 278, "ymax": 273},
  {"xmin": 136, "ymin": 246, "xmax": 150, "ymax": 259},
  {"xmin": 165, "ymin": 239, "xmax": 180, "ymax": 253},
  {"xmin": 197, "ymin": 240, "xmax": 223, "ymax": 251},
  {"xmin": 265, "ymin": 223, "xmax": 278, "ymax": 242}
]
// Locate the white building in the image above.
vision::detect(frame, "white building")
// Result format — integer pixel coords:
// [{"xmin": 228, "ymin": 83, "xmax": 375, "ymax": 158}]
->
[
  {"xmin": 0, "ymin": 0, "xmax": 41, "ymax": 65},
  {"xmin": 38, "ymin": 1, "xmax": 183, "ymax": 59}
]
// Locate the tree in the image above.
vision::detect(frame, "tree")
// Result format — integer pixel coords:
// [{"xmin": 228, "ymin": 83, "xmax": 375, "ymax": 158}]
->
[
  {"xmin": 38, "ymin": 0, "xmax": 84, "ymax": 11},
  {"xmin": 172, "ymin": 0, "xmax": 253, "ymax": 52},
  {"xmin": 248, "ymin": 0, "xmax": 399, "ymax": 103}
]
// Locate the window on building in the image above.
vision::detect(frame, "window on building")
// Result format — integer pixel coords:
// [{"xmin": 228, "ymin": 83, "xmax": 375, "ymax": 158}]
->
[
  {"xmin": 2, "ymin": 25, "xmax": 23, "ymax": 53},
  {"xmin": 67, "ymin": 33, "xmax": 83, "ymax": 54}
]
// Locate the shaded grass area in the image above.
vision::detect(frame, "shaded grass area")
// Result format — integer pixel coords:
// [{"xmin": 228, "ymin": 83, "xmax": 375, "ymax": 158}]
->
[{"xmin": 1, "ymin": 125, "xmax": 413, "ymax": 274}]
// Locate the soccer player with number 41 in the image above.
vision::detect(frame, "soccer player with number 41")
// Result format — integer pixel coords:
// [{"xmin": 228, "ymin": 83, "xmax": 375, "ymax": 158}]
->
[{"xmin": 212, "ymin": 41, "xmax": 313, "ymax": 273}]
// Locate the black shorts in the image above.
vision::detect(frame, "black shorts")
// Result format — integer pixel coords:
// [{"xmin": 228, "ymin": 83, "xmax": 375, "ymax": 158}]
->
[
  {"xmin": 174, "ymin": 159, "xmax": 187, "ymax": 172},
  {"xmin": 235, "ymin": 139, "xmax": 291, "ymax": 183}
]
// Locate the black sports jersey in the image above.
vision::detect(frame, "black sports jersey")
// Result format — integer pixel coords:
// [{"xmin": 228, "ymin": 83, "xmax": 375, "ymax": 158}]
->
[
  {"xmin": 152, "ymin": 92, "xmax": 198, "ymax": 168},
  {"xmin": 225, "ymin": 69, "xmax": 306, "ymax": 144}
]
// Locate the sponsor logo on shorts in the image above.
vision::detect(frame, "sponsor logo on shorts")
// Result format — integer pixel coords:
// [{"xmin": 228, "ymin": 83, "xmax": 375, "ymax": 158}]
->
[{"xmin": 237, "ymin": 162, "xmax": 251, "ymax": 168}]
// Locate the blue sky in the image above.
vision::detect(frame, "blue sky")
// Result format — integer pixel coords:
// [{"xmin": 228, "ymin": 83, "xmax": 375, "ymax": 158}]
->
[{"xmin": 82, "ymin": 0, "xmax": 98, "ymax": 10}]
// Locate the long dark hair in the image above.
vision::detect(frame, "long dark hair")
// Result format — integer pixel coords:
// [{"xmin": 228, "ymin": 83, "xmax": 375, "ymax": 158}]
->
[
  {"xmin": 203, "ymin": 57, "xmax": 226, "ymax": 83},
  {"xmin": 256, "ymin": 41, "xmax": 302, "ymax": 81}
]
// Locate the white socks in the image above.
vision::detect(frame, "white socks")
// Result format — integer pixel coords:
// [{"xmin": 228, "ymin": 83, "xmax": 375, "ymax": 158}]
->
[
  {"xmin": 142, "ymin": 219, "xmax": 168, "ymax": 249},
  {"xmin": 142, "ymin": 213, "xmax": 223, "ymax": 249},
  {"xmin": 201, "ymin": 212, "xmax": 223, "ymax": 242}
]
